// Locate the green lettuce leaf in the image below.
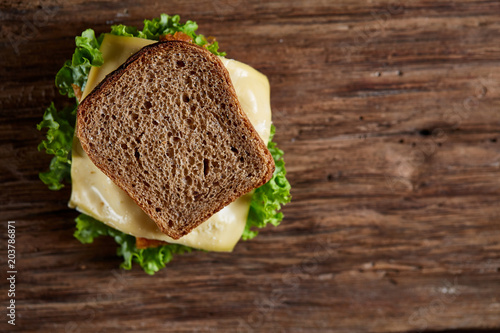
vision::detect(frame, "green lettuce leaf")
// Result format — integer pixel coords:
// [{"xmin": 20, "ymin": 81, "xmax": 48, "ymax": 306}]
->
[
  {"xmin": 109, "ymin": 24, "xmax": 138, "ymax": 37},
  {"xmin": 242, "ymin": 125, "xmax": 292, "ymax": 240},
  {"xmin": 75, "ymin": 214, "xmax": 193, "ymax": 275},
  {"xmin": 55, "ymin": 29, "xmax": 104, "ymax": 98},
  {"xmin": 110, "ymin": 13, "xmax": 226, "ymax": 56},
  {"xmin": 37, "ymin": 103, "xmax": 76, "ymax": 190}
]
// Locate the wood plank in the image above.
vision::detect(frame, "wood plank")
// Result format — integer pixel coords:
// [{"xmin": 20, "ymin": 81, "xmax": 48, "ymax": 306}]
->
[{"xmin": 1, "ymin": 0, "xmax": 499, "ymax": 332}]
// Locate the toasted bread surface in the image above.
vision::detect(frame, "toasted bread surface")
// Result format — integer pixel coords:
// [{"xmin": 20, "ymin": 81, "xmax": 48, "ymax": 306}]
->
[{"xmin": 77, "ymin": 41, "xmax": 274, "ymax": 239}]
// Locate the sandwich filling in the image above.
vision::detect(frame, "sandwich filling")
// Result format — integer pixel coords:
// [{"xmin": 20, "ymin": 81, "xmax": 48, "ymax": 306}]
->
[{"xmin": 69, "ymin": 34, "xmax": 272, "ymax": 251}]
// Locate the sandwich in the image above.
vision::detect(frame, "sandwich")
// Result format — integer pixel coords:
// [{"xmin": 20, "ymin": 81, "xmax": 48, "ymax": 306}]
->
[{"xmin": 37, "ymin": 14, "xmax": 291, "ymax": 274}]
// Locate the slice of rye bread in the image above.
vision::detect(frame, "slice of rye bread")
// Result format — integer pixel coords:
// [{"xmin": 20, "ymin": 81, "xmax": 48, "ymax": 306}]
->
[{"xmin": 77, "ymin": 41, "xmax": 275, "ymax": 240}]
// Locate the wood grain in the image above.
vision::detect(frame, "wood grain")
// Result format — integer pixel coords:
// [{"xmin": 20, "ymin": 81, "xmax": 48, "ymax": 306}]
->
[{"xmin": 1, "ymin": 0, "xmax": 500, "ymax": 332}]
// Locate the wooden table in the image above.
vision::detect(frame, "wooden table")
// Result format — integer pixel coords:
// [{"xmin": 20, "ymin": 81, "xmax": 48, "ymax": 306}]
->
[{"xmin": 1, "ymin": 0, "xmax": 499, "ymax": 332}]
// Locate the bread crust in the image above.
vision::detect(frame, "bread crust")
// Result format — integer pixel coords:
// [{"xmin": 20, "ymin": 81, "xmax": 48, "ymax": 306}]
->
[{"xmin": 77, "ymin": 41, "xmax": 274, "ymax": 239}]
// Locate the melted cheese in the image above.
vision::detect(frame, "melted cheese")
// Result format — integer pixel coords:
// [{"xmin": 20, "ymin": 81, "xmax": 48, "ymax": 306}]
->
[{"xmin": 69, "ymin": 34, "xmax": 271, "ymax": 252}]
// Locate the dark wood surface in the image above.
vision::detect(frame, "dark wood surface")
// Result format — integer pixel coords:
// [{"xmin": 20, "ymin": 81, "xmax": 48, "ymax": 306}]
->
[{"xmin": 1, "ymin": 0, "xmax": 500, "ymax": 332}]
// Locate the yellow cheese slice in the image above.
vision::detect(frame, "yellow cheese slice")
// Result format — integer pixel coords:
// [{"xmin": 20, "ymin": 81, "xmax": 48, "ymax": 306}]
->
[{"xmin": 69, "ymin": 34, "xmax": 271, "ymax": 252}]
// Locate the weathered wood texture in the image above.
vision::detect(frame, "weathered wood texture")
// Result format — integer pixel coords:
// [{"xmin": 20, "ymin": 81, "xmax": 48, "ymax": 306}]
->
[{"xmin": 1, "ymin": 0, "xmax": 500, "ymax": 332}]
